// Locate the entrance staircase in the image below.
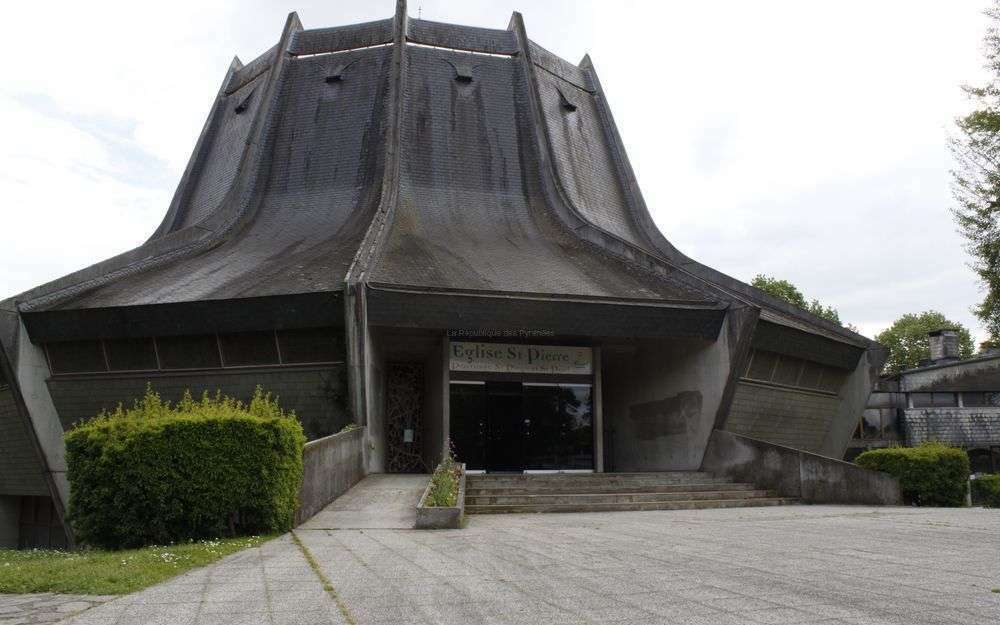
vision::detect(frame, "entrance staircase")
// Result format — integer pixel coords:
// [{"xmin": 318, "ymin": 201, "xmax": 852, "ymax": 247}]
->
[{"xmin": 465, "ymin": 472, "xmax": 797, "ymax": 514}]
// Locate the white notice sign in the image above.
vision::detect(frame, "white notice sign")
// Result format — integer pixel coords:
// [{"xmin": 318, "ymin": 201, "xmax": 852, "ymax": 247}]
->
[{"xmin": 449, "ymin": 342, "xmax": 592, "ymax": 375}]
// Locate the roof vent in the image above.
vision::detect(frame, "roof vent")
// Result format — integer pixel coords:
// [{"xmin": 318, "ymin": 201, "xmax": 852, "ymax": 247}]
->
[
  {"xmin": 234, "ymin": 88, "xmax": 256, "ymax": 114},
  {"xmin": 325, "ymin": 61, "xmax": 357, "ymax": 84},
  {"xmin": 557, "ymin": 88, "xmax": 577, "ymax": 112},
  {"xmin": 444, "ymin": 59, "xmax": 477, "ymax": 83}
]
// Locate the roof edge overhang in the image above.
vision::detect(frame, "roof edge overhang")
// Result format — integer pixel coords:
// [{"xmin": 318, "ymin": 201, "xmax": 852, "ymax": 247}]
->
[
  {"xmin": 752, "ymin": 319, "xmax": 866, "ymax": 371},
  {"xmin": 366, "ymin": 283, "xmax": 728, "ymax": 340},
  {"xmin": 21, "ymin": 291, "xmax": 344, "ymax": 343}
]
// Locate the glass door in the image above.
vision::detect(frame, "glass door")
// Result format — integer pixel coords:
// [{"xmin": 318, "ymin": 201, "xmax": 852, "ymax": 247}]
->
[{"xmin": 484, "ymin": 382, "xmax": 525, "ymax": 472}]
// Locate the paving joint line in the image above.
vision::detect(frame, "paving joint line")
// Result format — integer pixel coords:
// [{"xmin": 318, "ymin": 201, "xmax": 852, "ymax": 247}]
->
[{"xmin": 291, "ymin": 530, "xmax": 358, "ymax": 625}]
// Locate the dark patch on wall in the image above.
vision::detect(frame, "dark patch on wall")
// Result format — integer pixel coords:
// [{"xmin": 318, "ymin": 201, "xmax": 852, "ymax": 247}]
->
[
  {"xmin": 629, "ymin": 391, "xmax": 702, "ymax": 441},
  {"xmin": 47, "ymin": 366, "xmax": 349, "ymax": 441}
]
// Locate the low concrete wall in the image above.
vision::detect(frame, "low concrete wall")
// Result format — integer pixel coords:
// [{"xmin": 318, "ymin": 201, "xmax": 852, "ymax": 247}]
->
[
  {"xmin": 415, "ymin": 463, "xmax": 465, "ymax": 529},
  {"xmin": 701, "ymin": 429, "xmax": 902, "ymax": 505},
  {"xmin": 295, "ymin": 426, "xmax": 365, "ymax": 525}
]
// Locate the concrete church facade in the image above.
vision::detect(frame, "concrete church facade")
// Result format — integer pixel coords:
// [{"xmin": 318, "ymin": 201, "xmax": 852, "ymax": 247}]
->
[{"xmin": 0, "ymin": 2, "xmax": 885, "ymax": 547}]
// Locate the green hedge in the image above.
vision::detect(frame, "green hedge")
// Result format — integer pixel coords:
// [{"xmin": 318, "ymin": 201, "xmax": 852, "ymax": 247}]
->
[
  {"xmin": 66, "ymin": 387, "xmax": 305, "ymax": 549},
  {"xmin": 971, "ymin": 474, "xmax": 1000, "ymax": 508},
  {"xmin": 855, "ymin": 443, "xmax": 969, "ymax": 507}
]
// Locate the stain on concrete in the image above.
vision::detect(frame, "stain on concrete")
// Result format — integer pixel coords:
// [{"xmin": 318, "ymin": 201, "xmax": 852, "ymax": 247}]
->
[{"xmin": 628, "ymin": 391, "xmax": 702, "ymax": 441}]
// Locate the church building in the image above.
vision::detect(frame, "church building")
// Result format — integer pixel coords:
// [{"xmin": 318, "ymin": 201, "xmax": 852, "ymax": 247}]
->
[{"xmin": 0, "ymin": 1, "xmax": 884, "ymax": 547}]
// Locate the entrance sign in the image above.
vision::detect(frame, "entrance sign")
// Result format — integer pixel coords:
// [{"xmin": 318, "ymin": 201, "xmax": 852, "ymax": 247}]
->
[{"xmin": 450, "ymin": 342, "xmax": 592, "ymax": 375}]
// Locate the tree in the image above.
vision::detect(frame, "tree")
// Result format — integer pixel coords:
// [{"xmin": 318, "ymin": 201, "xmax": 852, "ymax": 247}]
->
[
  {"xmin": 951, "ymin": 2, "xmax": 1000, "ymax": 345},
  {"xmin": 751, "ymin": 274, "xmax": 850, "ymax": 328},
  {"xmin": 874, "ymin": 311, "xmax": 975, "ymax": 374}
]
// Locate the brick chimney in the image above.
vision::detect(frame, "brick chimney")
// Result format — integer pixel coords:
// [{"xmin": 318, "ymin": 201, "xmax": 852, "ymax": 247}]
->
[{"xmin": 928, "ymin": 329, "xmax": 960, "ymax": 364}]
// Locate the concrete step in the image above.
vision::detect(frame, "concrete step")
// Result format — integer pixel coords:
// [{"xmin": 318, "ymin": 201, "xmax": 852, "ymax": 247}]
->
[
  {"xmin": 465, "ymin": 482, "xmax": 755, "ymax": 496},
  {"xmin": 466, "ymin": 497, "xmax": 798, "ymax": 515},
  {"xmin": 467, "ymin": 489, "xmax": 778, "ymax": 506},
  {"xmin": 466, "ymin": 472, "xmax": 729, "ymax": 488}
]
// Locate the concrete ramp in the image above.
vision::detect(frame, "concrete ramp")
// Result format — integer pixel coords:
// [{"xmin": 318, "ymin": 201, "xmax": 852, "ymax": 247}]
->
[{"xmin": 298, "ymin": 473, "xmax": 428, "ymax": 529}]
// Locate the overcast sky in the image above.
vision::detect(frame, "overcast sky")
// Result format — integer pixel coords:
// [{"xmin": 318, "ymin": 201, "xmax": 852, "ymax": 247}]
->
[{"xmin": 0, "ymin": 0, "xmax": 992, "ymax": 344}]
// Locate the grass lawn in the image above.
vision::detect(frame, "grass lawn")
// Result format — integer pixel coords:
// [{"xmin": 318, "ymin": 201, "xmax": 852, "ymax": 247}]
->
[{"xmin": 0, "ymin": 536, "xmax": 267, "ymax": 595}]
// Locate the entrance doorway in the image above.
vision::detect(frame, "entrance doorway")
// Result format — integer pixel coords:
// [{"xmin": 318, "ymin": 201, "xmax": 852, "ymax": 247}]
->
[{"xmin": 449, "ymin": 381, "xmax": 593, "ymax": 473}]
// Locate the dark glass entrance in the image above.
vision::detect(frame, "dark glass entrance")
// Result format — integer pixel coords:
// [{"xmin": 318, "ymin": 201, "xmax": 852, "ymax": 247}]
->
[{"xmin": 449, "ymin": 381, "xmax": 593, "ymax": 472}]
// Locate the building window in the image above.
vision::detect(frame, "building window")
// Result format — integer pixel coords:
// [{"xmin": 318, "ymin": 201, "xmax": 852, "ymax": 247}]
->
[
  {"xmin": 220, "ymin": 331, "xmax": 279, "ymax": 367},
  {"xmin": 861, "ymin": 409, "xmax": 881, "ymax": 439},
  {"xmin": 743, "ymin": 349, "xmax": 848, "ymax": 394},
  {"xmin": 105, "ymin": 337, "xmax": 158, "ymax": 371},
  {"xmin": 962, "ymin": 392, "xmax": 1000, "ymax": 408},
  {"xmin": 910, "ymin": 392, "xmax": 958, "ymax": 408},
  {"xmin": 746, "ymin": 351, "xmax": 778, "ymax": 381},
  {"xmin": 155, "ymin": 335, "xmax": 221, "ymax": 370},
  {"xmin": 277, "ymin": 327, "xmax": 341, "ymax": 364},
  {"xmin": 46, "ymin": 327, "xmax": 344, "ymax": 375},
  {"xmin": 46, "ymin": 340, "xmax": 107, "ymax": 374}
]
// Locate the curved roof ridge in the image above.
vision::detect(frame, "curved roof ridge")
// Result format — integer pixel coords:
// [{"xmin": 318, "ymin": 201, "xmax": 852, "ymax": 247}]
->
[{"xmin": 12, "ymin": 13, "xmax": 306, "ymax": 313}]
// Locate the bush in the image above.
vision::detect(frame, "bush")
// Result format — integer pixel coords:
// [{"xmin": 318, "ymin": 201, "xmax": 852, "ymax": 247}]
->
[
  {"xmin": 425, "ymin": 453, "xmax": 461, "ymax": 508},
  {"xmin": 66, "ymin": 387, "xmax": 305, "ymax": 549},
  {"xmin": 971, "ymin": 474, "xmax": 1000, "ymax": 508},
  {"xmin": 855, "ymin": 442, "xmax": 970, "ymax": 507}
]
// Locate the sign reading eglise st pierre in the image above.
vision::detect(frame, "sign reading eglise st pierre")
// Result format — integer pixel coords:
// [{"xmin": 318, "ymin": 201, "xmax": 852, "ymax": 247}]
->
[{"xmin": 449, "ymin": 342, "xmax": 592, "ymax": 375}]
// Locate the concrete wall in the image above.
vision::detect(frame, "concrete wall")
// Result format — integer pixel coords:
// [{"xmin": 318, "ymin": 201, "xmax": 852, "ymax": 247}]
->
[
  {"xmin": 602, "ymin": 334, "xmax": 730, "ymax": 471},
  {"xmin": 364, "ymin": 328, "xmax": 387, "ymax": 472},
  {"xmin": 295, "ymin": 426, "xmax": 365, "ymax": 525},
  {"xmin": 0, "ymin": 496, "xmax": 19, "ymax": 549},
  {"xmin": 422, "ymin": 340, "xmax": 445, "ymax": 468},
  {"xmin": 726, "ymin": 382, "xmax": 840, "ymax": 454},
  {"xmin": 701, "ymin": 429, "xmax": 901, "ymax": 505},
  {"xmin": 15, "ymin": 323, "xmax": 70, "ymax": 517},
  {"xmin": 47, "ymin": 365, "xmax": 349, "ymax": 441},
  {"xmin": 903, "ymin": 407, "xmax": 1000, "ymax": 447},
  {"xmin": 822, "ymin": 348, "xmax": 882, "ymax": 459},
  {"xmin": 901, "ymin": 355, "xmax": 1000, "ymax": 392}
]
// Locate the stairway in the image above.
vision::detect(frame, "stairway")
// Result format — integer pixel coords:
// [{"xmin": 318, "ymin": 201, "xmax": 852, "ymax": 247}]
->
[{"xmin": 465, "ymin": 472, "xmax": 797, "ymax": 514}]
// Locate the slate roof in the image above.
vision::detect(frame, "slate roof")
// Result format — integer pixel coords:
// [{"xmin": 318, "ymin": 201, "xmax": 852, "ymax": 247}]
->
[{"xmin": 4, "ymin": 2, "xmax": 871, "ymax": 350}]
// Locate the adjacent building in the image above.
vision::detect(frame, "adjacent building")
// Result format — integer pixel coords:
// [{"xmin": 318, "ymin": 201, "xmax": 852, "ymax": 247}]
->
[
  {"xmin": 0, "ymin": 2, "xmax": 884, "ymax": 547},
  {"xmin": 845, "ymin": 329, "xmax": 1000, "ymax": 473}
]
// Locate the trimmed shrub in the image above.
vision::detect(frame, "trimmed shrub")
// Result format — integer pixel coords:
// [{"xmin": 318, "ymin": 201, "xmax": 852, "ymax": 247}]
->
[
  {"xmin": 971, "ymin": 474, "xmax": 1000, "ymax": 508},
  {"xmin": 855, "ymin": 442, "xmax": 969, "ymax": 507},
  {"xmin": 66, "ymin": 387, "xmax": 305, "ymax": 549}
]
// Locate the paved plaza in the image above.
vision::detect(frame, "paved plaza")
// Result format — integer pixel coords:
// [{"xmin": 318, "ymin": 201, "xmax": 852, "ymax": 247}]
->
[{"xmin": 14, "ymin": 505, "xmax": 1000, "ymax": 624}]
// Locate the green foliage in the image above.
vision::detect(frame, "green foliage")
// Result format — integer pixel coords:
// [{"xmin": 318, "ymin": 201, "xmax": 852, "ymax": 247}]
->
[
  {"xmin": 971, "ymin": 474, "xmax": 1000, "ymax": 508},
  {"xmin": 855, "ymin": 442, "xmax": 970, "ymax": 507},
  {"xmin": 0, "ymin": 536, "xmax": 266, "ymax": 595},
  {"xmin": 65, "ymin": 386, "xmax": 305, "ymax": 549},
  {"xmin": 425, "ymin": 451, "xmax": 461, "ymax": 508},
  {"xmin": 874, "ymin": 311, "xmax": 975, "ymax": 374},
  {"xmin": 751, "ymin": 274, "xmax": 852, "ymax": 329},
  {"xmin": 339, "ymin": 422, "xmax": 360, "ymax": 433},
  {"xmin": 952, "ymin": 2, "xmax": 1000, "ymax": 345}
]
